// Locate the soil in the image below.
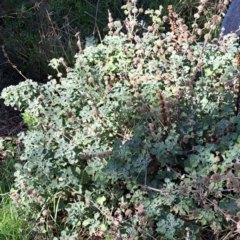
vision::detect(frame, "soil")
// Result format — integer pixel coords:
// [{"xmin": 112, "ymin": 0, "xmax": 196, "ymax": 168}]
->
[{"xmin": 0, "ymin": 104, "xmax": 27, "ymax": 138}]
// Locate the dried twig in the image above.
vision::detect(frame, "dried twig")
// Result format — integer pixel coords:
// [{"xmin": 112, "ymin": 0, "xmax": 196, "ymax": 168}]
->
[{"xmin": 2, "ymin": 45, "xmax": 27, "ymax": 80}]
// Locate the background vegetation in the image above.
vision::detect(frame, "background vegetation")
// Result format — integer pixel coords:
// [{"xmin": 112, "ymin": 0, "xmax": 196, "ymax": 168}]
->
[{"xmin": 0, "ymin": 0, "xmax": 219, "ymax": 90}]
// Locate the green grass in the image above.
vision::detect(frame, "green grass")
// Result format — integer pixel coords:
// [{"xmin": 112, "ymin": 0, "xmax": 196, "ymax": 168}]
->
[
  {"xmin": 0, "ymin": 150, "xmax": 32, "ymax": 240},
  {"xmin": 0, "ymin": 196, "xmax": 29, "ymax": 240}
]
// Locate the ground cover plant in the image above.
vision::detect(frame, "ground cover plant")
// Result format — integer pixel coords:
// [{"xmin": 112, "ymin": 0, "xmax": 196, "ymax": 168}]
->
[{"xmin": 1, "ymin": 0, "xmax": 240, "ymax": 239}]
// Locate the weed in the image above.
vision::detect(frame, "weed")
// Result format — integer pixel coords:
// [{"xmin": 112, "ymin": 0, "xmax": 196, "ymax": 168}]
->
[{"xmin": 0, "ymin": 0, "xmax": 238, "ymax": 239}]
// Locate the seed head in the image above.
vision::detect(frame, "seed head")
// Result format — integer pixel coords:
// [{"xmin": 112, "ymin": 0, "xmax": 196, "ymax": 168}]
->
[
  {"xmin": 166, "ymin": 36, "xmax": 173, "ymax": 42},
  {"xmin": 203, "ymin": 177, "xmax": 210, "ymax": 186},
  {"xmin": 108, "ymin": 22, "xmax": 114, "ymax": 29},
  {"xmin": 66, "ymin": 67, "xmax": 71, "ymax": 73},
  {"xmin": 234, "ymin": 186, "xmax": 240, "ymax": 193},
  {"xmin": 155, "ymin": 39, "xmax": 164, "ymax": 47},
  {"xmin": 211, "ymin": 173, "xmax": 221, "ymax": 183},
  {"xmin": 199, "ymin": 81, "xmax": 206, "ymax": 87},
  {"xmin": 148, "ymin": 26, "xmax": 153, "ymax": 32},
  {"xmin": 135, "ymin": 44, "xmax": 142, "ymax": 50},
  {"xmin": 212, "ymin": 15, "xmax": 221, "ymax": 24},
  {"xmin": 136, "ymin": 204, "xmax": 146, "ymax": 217},
  {"xmin": 204, "ymin": 22, "xmax": 211, "ymax": 29},
  {"xmin": 162, "ymin": 16, "xmax": 168, "ymax": 22},
  {"xmin": 132, "ymin": 8, "xmax": 138, "ymax": 14},
  {"xmin": 137, "ymin": 94, "xmax": 142, "ymax": 100},
  {"xmin": 37, "ymin": 196, "xmax": 43, "ymax": 202},
  {"xmin": 137, "ymin": 63, "xmax": 143, "ymax": 70},
  {"xmin": 188, "ymin": 90, "xmax": 194, "ymax": 96},
  {"xmin": 232, "ymin": 178, "xmax": 239, "ymax": 188},
  {"xmin": 223, "ymin": 164, "xmax": 228, "ymax": 170},
  {"xmin": 209, "ymin": 87, "xmax": 216, "ymax": 93},
  {"xmin": 57, "ymin": 72, "xmax": 62, "ymax": 78},
  {"xmin": 88, "ymin": 77, "xmax": 94, "ymax": 83},
  {"xmin": 167, "ymin": 46, "xmax": 174, "ymax": 53},
  {"xmin": 217, "ymin": 3, "xmax": 227, "ymax": 12},
  {"xmin": 105, "ymin": 85, "xmax": 111, "ymax": 93},
  {"xmin": 225, "ymin": 214, "xmax": 231, "ymax": 222},
  {"xmin": 145, "ymin": 50, "xmax": 151, "ymax": 57},
  {"xmin": 212, "ymin": 38, "xmax": 219, "ymax": 45},
  {"xmin": 188, "ymin": 36, "xmax": 196, "ymax": 44},
  {"xmin": 125, "ymin": 209, "xmax": 133, "ymax": 217},
  {"xmin": 192, "ymin": 23, "xmax": 198, "ymax": 29},
  {"xmin": 140, "ymin": 104, "xmax": 148, "ymax": 112},
  {"xmin": 31, "ymin": 190, "xmax": 37, "ymax": 197},
  {"xmin": 26, "ymin": 189, "xmax": 32, "ymax": 195},
  {"xmin": 152, "ymin": 46, "xmax": 158, "ymax": 53},
  {"xmin": 197, "ymin": 29, "xmax": 202, "ymax": 36},
  {"xmin": 126, "ymin": 100, "xmax": 133, "ymax": 106},
  {"xmin": 194, "ymin": 13, "xmax": 200, "ymax": 19},
  {"xmin": 42, "ymin": 209, "xmax": 51, "ymax": 216},
  {"xmin": 197, "ymin": 5, "xmax": 204, "ymax": 12},
  {"xmin": 212, "ymin": 165, "xmax": 218, "ymax": 172},
  {"xmin": 58, "ymin": 57, "xmax": 64, "ymax": 63},
  {"xmin": 134, "ymin": 35, "xmax": 140, "ymax": 42},
  {"xmin": 130, "ymin": 20, "xmax": 137, "ymax": 27},
  {"xmin": 48, "ymin": 220, "xmax": 54, "ymax": 227},
  {"xmin": 204, "ymin": 33, "xmax": 212, "ymax": 40},
  {"xmin": 110, "ymin": 74, "xmax": 115, "ymax": 81},
  {"xmin": 234, "ymin": 163, "xmax": 240, "ymax": 170},
  {"xmin": 175, "ymin": 90, "xmax": 184, "ymax": 98},
  {"xmin": 225, "ymin": 172, "xmax": 234, "ymax": 182}
]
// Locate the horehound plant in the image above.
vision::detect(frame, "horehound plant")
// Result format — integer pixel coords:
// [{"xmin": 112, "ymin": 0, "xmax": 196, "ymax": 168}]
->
[{"xmin": 1, "ymin": 0, "xmax": 240, "ymax": 239}]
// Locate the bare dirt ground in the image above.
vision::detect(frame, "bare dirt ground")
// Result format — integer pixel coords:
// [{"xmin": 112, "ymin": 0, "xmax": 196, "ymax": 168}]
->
[
  {"xmin": 0, "ymin": 17, "xmax": 26, "ymax": 139},
  {"xmin": 0, "ymin": 103, "xmax": 27, "ymax": 161},
  {"xmin": 0, "ymin": 104, "xmax": 26, "ymax": 138}
]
